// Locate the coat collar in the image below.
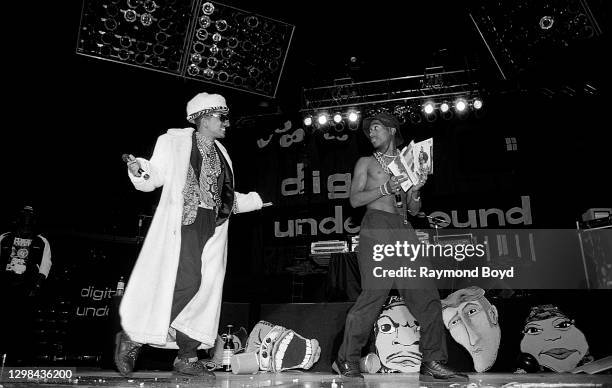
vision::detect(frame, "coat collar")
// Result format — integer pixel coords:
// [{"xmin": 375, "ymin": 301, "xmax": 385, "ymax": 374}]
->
[{"xmin": 168, "ymin": 127, "xmax": 233, "ymax": 172}]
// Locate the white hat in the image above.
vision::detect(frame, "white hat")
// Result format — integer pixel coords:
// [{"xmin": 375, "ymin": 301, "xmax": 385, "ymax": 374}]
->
[{"xmin": 186, "ymin": 92, "xmax": 229, "ymax": 123}]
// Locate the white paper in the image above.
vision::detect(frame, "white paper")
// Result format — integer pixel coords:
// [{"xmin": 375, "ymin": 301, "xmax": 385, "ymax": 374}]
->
[{"xmin": 386, "ymin": 138, "xmax": 434, "ymax": 191}]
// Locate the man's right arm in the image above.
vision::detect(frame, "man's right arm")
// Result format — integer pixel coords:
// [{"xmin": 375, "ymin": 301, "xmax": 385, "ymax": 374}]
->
[
  {"xmin": 349, "ymin": 157, "xmax": 385, "ymax": 208},
  {"xmin": 128, "ymin": 135, "xmax": 169, "ymax": 192}
]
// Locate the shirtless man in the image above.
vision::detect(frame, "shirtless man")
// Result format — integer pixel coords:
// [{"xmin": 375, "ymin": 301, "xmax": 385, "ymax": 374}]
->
[{"xmin": 332, "ymin": 112, "xmax": 467, "ymax": 381}]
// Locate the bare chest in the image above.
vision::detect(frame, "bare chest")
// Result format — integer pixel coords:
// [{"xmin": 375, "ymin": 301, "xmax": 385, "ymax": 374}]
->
[{"xmin": 366, "ymin": 158, "xmax": 390, "ymax": 188}]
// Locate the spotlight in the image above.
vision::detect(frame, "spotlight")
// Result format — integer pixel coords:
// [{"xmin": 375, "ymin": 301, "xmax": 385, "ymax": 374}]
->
[
  {"xmin": 334, "ymin": 121, "xmax": 345, "ymax": 133},
  {"xmin": 423, "ymin": 102, "xmax": 437, "ymax": 122},
  {"xmin": 423, "ymin": 102, "xmax": 435, "ymax": 115},
  {"xmin": 304, "ymin": 116, "xmax": 312, "ymax": 126},
  {"xmin": 347, "ymin": 111, "xmax": 359, "ymax": 122},
  {"xmin": 455, "ymin": 98, "xmax": 467, "ymax": 112},
  {"xmin": 333, "ymin": 113, "xmax": 343, "ymax": 123},
  {"xmin": 408, "ymin": 108, "xmax": 422, "ymax": 124},
  {"xmin": 440, "ymin": 102, "xmax": 450, "ymax": 113},
  {"xmin": 473, "ymin": 98, "xmax": 483, "ymax": 110},
  {"xmin": 317, "ymin": 113, "xmax": 328, "ymax": 125}
]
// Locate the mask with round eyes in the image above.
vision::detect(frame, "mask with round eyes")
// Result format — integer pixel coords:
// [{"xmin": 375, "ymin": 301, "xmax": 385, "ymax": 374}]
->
[
  {"xmin": 258, "ymin": 325, "xmax": 285, "ymax": 371},
  {"xmin": 245, "ymin": 320, "xmax": 321, "ymax": 372},
  {"xmin": 376, "ymin": 316, "xmax": 419, "ymax": 335},
  {"xmin": 374, "ymin": 298, "xmax": 422, "ymax": 373}
]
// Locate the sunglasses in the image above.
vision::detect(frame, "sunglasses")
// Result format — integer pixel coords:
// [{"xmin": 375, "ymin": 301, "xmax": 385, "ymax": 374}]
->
[{"xmin": 207, "ymin": 112, "xmax": 230, "ymax": 122}]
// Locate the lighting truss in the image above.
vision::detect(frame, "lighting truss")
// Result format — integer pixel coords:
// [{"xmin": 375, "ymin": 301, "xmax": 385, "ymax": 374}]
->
[
  {"xmin": 76, "ymin": 0, "xmax": 295, "ymax": 98},
  {"xmin": 469, "ymin": 0, "xmax": 602, "ymax": 79},
  {"xmin": 300, "ymin": 68, "xmax": 483, "ymax": 123}
]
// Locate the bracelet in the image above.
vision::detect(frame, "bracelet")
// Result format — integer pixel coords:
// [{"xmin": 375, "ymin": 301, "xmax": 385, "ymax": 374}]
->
[
  {"xmin": 383, "ymin": 183, "xmax": 391, "ymax": 196},
  {"xmin": 381, "ymin": 184, "xmax": 387, "ymax": 196},
  {"xmin": 411, "ymin": 194, "xmax": 421, "ymax": 202},
  {"xmin": 379, "ymin": 185, "xmax": 385, "ymax": 196}
]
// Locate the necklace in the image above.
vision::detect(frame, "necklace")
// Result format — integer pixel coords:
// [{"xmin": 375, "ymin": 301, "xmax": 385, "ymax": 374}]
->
[{"xmin": 373, "ymin": 148, "xmax": 398, "ymax": 174}]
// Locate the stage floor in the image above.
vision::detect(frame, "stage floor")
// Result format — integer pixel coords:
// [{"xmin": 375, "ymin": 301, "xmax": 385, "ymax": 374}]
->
[{"xmin": 3, "ymin": 369, "xmax": 611, "ymax": 388}]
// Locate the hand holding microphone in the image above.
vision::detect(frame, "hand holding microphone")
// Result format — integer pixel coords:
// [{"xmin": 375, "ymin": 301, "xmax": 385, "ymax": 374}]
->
[
  {"xmin": 122, "ymin": 154, "xmax": 149, "ymax": 180},
  {"xmin": 385, "ymin": 175, "xmax": 409, "ymax": 207}
]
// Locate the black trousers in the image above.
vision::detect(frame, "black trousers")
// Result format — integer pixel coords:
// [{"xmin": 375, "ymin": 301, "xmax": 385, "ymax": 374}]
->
[
  {"xmin": 0, "ymin": 284, "xmax": 34, "ymax": 364},
  {"xmin": 171, "ymin": 208, "xmax": 216, "ymax": 359},
  {"xmin": 338, "ymin": 209, "xmax": 447, "ymax": 363}
]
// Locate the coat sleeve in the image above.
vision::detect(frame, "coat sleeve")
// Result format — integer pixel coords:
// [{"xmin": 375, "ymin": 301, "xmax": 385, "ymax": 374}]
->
[
  {"xmin": 233, "ymin": 191, "xmax": 263, "ymax": 213},
  {"xmin": 37, "ymin": 235, "xmax": 52, "ymax": 278},
  {"xmin": 128, "ymin": 135, "xmax": 170, "ymax": 192}
]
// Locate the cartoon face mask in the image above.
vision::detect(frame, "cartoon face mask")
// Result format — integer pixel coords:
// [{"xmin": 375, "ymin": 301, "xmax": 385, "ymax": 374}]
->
[
  {"xmin": 246, "ymin": 320, "xmax": 320, "ymax": 372},
  {"xmin": 374, "ymin": 297, "xmax": 422, "ymax": 372},
  {"xmin": 441, "ymin": 287, "xmax": 501, "ymax": 373},
  {"xmin": 443, "ymin": 299, "xmax": 500, "ymax": 372},
  {"xmin": 520, "ymin": 306, "xmax": 589, "ymax": 372}
]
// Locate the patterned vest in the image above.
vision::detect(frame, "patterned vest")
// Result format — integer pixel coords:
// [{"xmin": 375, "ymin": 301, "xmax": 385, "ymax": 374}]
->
[{"xmin": 182, "ymin": 131, "xmax": 234, "ymax": 226}]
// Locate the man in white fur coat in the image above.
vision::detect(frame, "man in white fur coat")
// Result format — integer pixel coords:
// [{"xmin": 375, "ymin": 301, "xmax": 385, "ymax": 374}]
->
[{"xmin": 114, "ymin": 92, "xmax": 264, "ymax": 377}]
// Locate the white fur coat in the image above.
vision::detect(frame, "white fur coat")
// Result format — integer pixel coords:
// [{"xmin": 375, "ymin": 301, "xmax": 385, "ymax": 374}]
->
[{"xmin": 119, "ymin": 127, "xmax": 262, "ymax": 349}]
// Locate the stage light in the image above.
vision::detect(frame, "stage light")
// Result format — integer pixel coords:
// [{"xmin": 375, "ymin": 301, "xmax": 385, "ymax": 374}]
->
[
  {"xmin": 333, "ymin": 113, "xmax": 343, "ymax": 123},
  {"xmin": 317, "ymin": 113, "xmax": 328, "ymax": 125},
  {"xmin": 423, "ymin": 102, "xmax": 435, "ymax": 115},
  {"xmin": 334, "ymin": 121, "xmax": 345, "ymax": 133},
  {"xmin": 455, "ymin": 98, "xmax": 467, "ymax": 112},
  {"xmin": 539, "ymin": 16, "xmax": 554, "ymax": 30},
  {"xmin": 304, "ymin": 116, "xmax": 313, "ymax": 126},
  {"xmin": 473, "ymin": 98, "xmax": 483, "ymax": 109},
  {"xmin": 423, "ymin": 102, "xmax": 437, "ymax": 122},
  {"xmin": 347, "ymin": 111, "xmax": 359, "ymax": 122},
  {"xmin": 408, "ymin": 107, "xmax": 422, "ymax": 124},
  {"xmin": 440, "ymin": 102, "xmax": 450, "ymax": 113},
  {"xmin": 78, "ymin": 0, "xmax": 294, "ymax": 98},
  {"xmin": 78, "ymin": 0, "xmax": 193, "ymax": 75}
]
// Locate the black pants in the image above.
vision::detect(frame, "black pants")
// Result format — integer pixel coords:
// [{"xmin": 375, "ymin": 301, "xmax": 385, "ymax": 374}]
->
[
  {"xmin": 338, "ymin": 209, "xmax": 447, "ymax": 363},
  {"xmin": 171, "ymin": 208, "xmax": 216, "ymax": 359},
  {"xmin": 0, "ymin": 283, "xmax": 35, "ymax": 364}
]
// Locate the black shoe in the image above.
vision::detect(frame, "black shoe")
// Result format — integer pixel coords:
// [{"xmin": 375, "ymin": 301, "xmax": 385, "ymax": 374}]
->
[
  {"xmin": 114, "ymin": 331, "xmax": 143, "ymax": 377},
  {"xmin": 420, "ymin": 361, "xmax": 468, "ymax": 381},
  {"xmin": 332, "ymin": 357, "xmax": 363, "ymax": 379},
  {"xmin": 173, "ymin": 357, "xmax": 216, "ymax": 378}
]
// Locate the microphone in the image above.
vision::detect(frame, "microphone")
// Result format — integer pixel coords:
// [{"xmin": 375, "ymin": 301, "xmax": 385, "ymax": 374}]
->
[
  {"xmin": 395, "ymin": 193, "xmax": 403, "ymax": 208},
  {"xmin": 122, "ymin": 154, "xmax": 149, "ymax": 180}
]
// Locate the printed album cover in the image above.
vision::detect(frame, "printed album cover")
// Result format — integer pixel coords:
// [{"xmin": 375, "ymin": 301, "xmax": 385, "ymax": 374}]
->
[{"xmin": 388, "ymin": 138, "xmax": 434, "ymax": 191}]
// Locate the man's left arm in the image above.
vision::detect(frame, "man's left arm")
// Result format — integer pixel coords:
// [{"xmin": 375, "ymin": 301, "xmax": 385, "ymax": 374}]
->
[
  {"xmin": 407, "ymin": 188, "xmax": 422, "ymax": 215},
  {"xmin": 30, "ymin": 235, "xmax": 52, "ymax": 297},
  {"xmin": 407, "ymin": 175, "xmax": 427, "ymax": 215}
]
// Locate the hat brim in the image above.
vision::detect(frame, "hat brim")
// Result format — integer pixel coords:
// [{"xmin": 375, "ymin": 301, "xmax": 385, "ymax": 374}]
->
[{"xmin": 187, "ymin": 106, "xmax": 229, "ymax": 123}]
